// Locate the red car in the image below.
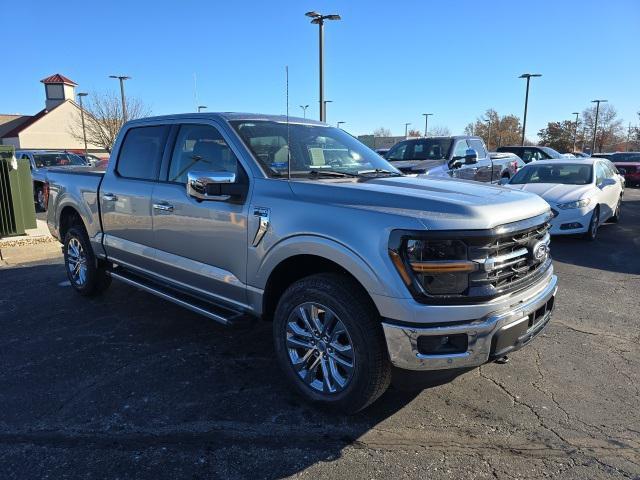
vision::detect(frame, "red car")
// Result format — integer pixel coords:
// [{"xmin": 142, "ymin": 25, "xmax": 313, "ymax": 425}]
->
[{"xmin": 595, "ymin": 152, "xmax": 640, "ymax": 187}]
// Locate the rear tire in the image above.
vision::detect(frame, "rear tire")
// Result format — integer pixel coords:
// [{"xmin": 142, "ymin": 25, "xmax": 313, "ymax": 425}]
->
[
  {"xmin": 35, "ymin": 186, "xmax": 46, "ymax": 212},
  {"xmin": 63, "ymin": 225, "xmax": 111, "ymax": 296},
  {"xmin": 273, "ymin": 273, "xmax": 391, "ymax": 413},
  {"xmin": 584, "ymin": 206, "xmax": 599, "ymax": 241}
]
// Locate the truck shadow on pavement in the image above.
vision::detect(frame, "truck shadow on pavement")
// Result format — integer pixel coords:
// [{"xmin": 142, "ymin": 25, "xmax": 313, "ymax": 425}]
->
[
  {"xmin": 549, "ymin": 199, "xmax": 640, "ymax": 275},
  {"xmin": 0, "ymin": 262, "xmax": 470, "ymax": 478}
]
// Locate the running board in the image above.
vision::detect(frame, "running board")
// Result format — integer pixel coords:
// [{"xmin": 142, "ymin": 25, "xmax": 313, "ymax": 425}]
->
[{"xmin": 109, "ymin": 269, "xmax": 250, "ymax": 327}]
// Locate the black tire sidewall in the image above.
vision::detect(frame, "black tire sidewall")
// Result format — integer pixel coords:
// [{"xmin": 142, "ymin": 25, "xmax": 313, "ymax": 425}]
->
[
  {"xmin": 273, "ymin": 274, "xmax": 390, "ymax": 412},
  {"xmin": 63, "ymin": 226, "xmax": 100, "ymax": 295},
  {"xmin": 585, "ymin": 207, "xmax": 599, "ymax": 241}
]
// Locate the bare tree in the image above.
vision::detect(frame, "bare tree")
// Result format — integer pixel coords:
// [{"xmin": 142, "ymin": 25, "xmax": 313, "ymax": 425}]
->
[
  {"xmin": 465, "ymin": 109, "xmax": 522, "ymax": 149},
  {"xmin": 581, "ymin": 103, "xmax": 624, "ymax": 153},
  {"xmin": 373, "ymin": 127, "xmax": 392, "ymax": 137},
  {"xmin": 407, "ymin": 129, "xmax": 422, "ymax": 137},
  {"xmin": 70, "ymin": 90, "xmax": 151, "ymax": 153},
  {"xmin": 428, "ymin": 125, "xmax": 451, "ymax": 137}
]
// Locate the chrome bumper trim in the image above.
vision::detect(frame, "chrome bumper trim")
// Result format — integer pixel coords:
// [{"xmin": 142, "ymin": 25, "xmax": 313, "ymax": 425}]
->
[{"xmin": 382, "ymin": 274, "xmax": 558, "ymax": 371}]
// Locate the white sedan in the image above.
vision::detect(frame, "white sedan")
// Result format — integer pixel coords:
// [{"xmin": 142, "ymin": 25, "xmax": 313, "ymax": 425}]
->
[{"xmin": 502, "ymin": 158, "xmax": 624, "ymax": 240}]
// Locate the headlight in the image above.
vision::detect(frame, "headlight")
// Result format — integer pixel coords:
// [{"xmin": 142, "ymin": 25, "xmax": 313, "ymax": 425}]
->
[
  {"xmin": 389, "ymin": 237, "xmax": 476, "ymax": 296},
  {"xmin": 557, "ymin": 198, "xmax": 591, "ymax": 210}
]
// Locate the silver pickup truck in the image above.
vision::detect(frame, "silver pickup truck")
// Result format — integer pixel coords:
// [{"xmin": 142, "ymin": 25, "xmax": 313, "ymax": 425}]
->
[{"xmin": 46, "ymin": 113, "xmax": 557, "ymax": 412}]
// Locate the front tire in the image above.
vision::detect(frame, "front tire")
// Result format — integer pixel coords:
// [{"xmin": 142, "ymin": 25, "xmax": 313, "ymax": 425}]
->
[
  {"xmin": 63, "ymin": 225, "xmax": 111, "ymax": 296},
  {"xmin": 584, "ymin": 206, "xmax": 599, "ymax": 241},
  {"xmin": 273, "ymin": 273, "xmax": 391, "ymax": 413}
]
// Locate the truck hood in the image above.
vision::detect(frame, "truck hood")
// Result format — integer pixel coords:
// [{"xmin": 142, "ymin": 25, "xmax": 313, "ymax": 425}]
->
[
  {"xmin": 505, "ymin": 183, "xmax": 594, "ymax": 205},
  {"xmin": 290, "ymin": 176, "xmax": 550, "ymax": 230},
  {"xmin": 388, "ymin": 159, "xmax": 448, "ymax": 173}
]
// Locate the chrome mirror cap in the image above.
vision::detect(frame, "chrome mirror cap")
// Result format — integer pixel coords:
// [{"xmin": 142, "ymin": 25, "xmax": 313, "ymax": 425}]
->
[{"xmin": 187, "ymin": 171, "xmax": 236, "ymax": 201}]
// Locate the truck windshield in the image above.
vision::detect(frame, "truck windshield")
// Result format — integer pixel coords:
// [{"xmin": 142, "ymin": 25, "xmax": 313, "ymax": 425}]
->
[
  {"xmin": 386, "ymin": 138, "xmax": 452, "ymax": 161},
  {"xmin": 33, "ymin": 153, "xmax": 86, "ymax": 168},
  {"xmin": 510, "ymin": 163, "xmax": 593, "ymax": 185},
  {"xmin": 230, "ymin": 121, "xmax": 400, "ymax": 178},
  {"xmin": 540, "ymin": 147, "xmax": 563, "ymax": 159}
]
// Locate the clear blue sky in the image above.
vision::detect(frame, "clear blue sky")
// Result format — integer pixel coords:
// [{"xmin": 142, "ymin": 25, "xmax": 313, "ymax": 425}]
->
[{"xmin": 4, "ymin": 0, "xmax": 639, "ymax": 138}]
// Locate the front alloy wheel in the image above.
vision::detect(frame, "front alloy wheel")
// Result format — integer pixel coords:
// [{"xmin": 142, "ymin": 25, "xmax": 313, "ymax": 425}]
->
[
  {"xmin": 67, "ymin": 237, "xmax": 88, "ymax": 287},
  {"xmin": 286, "ymin": 302, "xmax": 355, "ymax": 394}
]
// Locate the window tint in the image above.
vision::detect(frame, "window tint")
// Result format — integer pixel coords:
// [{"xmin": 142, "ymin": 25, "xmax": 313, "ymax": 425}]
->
[
  {"xmin": 453, "ymin": 140, "xmax": 469, "ymax": 158},
  {"xmin": 468, "ymin": 139, "xmax": 487, "ymax": 158},
  {"xmin": 386, "ymin": 142, "xmax": 408, "ymax": 161},
  {"xmin": 168, "ymin": 124, "xmax": 239, "ymax": 184},
  {"xmin": 117, "ymin": 126, "xmax": 169, "ymax": 180}
]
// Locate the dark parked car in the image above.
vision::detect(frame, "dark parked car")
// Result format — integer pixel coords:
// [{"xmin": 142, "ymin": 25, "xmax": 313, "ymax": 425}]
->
[
  {"xmin": 384, "ymin": 136, "xmax": 506, "ymax": 182},
  {"xmin": 594, "ymin": 152, "xmax": 640, "ymax": 186},
  {"xmin": 496, "ymin": 145, "xmax": 563, "ymax": 163}
]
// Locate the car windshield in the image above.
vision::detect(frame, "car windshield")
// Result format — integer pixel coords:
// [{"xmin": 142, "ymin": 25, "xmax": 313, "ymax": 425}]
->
[
  {"xmin": 230, "ymin": 120, "xmax": 400, "ymax": 178},
  {"xmin": 33, "ymin": 153, "xmax": 86, "ymax": 168},
  {"xmin": 540, "ymin": 146, "xmax": 563, "ymax": 159},
  {"xmin": 386, "ymin": 138, "xmax": 452, "ymax": 161},
  {"xmin": 510, "ymin": 163, "xmax": 593, "ymax": 185}
]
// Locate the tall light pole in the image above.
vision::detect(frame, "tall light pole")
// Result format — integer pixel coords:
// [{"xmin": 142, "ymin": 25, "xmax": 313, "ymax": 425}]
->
[
  {"xmin": 572, "ymin": 112, "xmax": 580, "ymax": 152},
  {"xmin": 519, "ymin": 73, "xmax": 542, "ymax": 145},
  {"xmin": 299, "ymin": 104, "xmax": 309, "ymax": 118},
  {"xmin": 591, "ymin": 99, "xmax": 607, "ymax": 153},
  {"xmin": 305, "ymin": 11, "xmax": 341, "ymax": 122},
  {"xmin": 109, "ymin": 75, "xmax": 131, "ymax": 121},
  {"xmin": 77, "ymin": 92, "xmax": 88, "ymax": 156},
  {"xmin": 404, "ymin": 123, "xmax": 411, "ymax": 138},
  {"xmin": 197, "ymin": 105, "xmax": 207, "ymax": 112},
  {"xmin": 323, "ymin": 100, "xmax": 332, "ymax": 122},
  {"xmin": 422, "ymin": 113, "xmax": 433, "ymax": 137}
]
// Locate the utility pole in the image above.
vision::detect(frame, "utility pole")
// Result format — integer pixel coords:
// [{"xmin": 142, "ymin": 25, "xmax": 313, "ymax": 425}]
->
[
  {"xmin": 572, "ymin": 112, "xmax": 580, "ymax": 152},
  {"xmin": 299, "ymin": 104, "xmax": 309, "ymax": 118},
  {"xmin": 404, "ymin": 123, "xmax": 411, "ymax": 138},
  {"xmin": 422, "ymin": 113, "xmax": 433, "ymax": 137},
  {"xmin": 305, "ymin": 11, "xmax": 341, "ymax": 122},
  {"xmin": 337, "ymin": 121, "xmax": 345, "ymax": 129},
  {"xmin": 323, "ymin": 100, "xmax": 333, "ymax": 122},
  {"xmin": 109, "ymin": 75, "xmax": 131, "ymax": 121},
  {"xmin": 591, "ymin": 99, "xmax": 607, "ymax": 153},
  {"xmin": 197, "ymin": 105, "xmax": 207, "ymax": 112},
  {"xmin": 519, "ymin": 73, "xmax": 542, "ymax": 145},
  {"xmin": 77, "ymin": 92, "xmax": 89, "ymax": 156}
]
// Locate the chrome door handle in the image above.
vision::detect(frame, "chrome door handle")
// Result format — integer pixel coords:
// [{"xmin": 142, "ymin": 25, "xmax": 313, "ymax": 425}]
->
[
  {"xmin": 153, "ymin": 202, "xmax": 174, "ymax": 212},
  {"xmin": 103, "ymin": 193, "xmax": 117, "ymax": 201}
]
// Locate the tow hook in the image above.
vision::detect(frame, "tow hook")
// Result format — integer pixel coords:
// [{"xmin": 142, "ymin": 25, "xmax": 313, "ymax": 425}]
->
[{"xmin": 494, "ymin": 355, "xmax": 509, "ymax": 364}]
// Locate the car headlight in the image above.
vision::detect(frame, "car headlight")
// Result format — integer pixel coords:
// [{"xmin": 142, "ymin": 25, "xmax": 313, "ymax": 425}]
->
[
  {"xmin": 389, "ymin": 236, "xmax": 476, "ymax": 296},
  {"xmin": 557, "ymin": 198, "xmax": 591, "ymax": 210}
]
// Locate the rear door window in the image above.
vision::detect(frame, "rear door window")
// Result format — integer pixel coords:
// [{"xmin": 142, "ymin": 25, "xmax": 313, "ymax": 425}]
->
[
  {"xmin": 387, "ymin": 142, "xmax": 408, "ymax": 161},
  {"xmin": 117, "ymin": 125, "xmax": 170, "ymax": 180}
]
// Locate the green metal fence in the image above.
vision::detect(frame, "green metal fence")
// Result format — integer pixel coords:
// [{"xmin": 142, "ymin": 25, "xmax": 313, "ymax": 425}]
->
[{"xmin": 0, "ymin": 146, "xmax": 37, "ymax": 237}]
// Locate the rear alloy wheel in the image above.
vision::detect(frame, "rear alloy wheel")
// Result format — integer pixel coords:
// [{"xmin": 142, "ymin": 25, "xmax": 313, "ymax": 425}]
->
[
  {"xmin": 273, "ymin": 273, "xmax": 391, "ymax": 413},
  {"xmin": 584, "ymin": 206, "xmax": 599, "ymax": 241},
  {"xmin": 63, "ymin": 225, "xmax": 111, "ymax": 296}
]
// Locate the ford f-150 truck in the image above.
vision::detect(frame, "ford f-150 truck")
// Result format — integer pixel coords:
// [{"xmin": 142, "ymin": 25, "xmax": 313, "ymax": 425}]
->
[{"xmin": 46, "ymin": 113, "xmax": 557, "ymax": 413}]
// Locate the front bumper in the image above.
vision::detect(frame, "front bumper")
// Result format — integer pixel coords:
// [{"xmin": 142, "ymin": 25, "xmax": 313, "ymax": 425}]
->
[
  {"xmin": 549, "ymin": 207, "xmax": 593, "ymax": 235},
  {"xmin": 382, "ymin": 274, "xmax": 557, "ymax": 371}
]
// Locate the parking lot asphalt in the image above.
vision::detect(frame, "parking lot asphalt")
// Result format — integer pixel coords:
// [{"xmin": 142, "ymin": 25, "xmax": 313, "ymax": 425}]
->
[{"xmin": 1, "ymin": 189, "xmax": 639, "ymax": 480}]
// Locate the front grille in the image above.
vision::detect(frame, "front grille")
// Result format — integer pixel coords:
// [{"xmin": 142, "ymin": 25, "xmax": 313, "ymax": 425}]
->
[{"xmin": 467, "ymin": 221, "xmax": 551, "ymax": 297}]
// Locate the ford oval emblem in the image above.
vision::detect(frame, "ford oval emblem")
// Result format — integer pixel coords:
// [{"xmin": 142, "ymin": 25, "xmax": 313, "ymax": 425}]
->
[{"xmin": 532, "ymin": 241, "xmax": 549, "ymax": 262}]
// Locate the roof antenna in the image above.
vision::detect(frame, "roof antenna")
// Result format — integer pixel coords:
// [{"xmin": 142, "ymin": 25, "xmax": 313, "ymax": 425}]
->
[{"xmin": 286, "ymin": 65, "xmax": 291, "ymax": 181}]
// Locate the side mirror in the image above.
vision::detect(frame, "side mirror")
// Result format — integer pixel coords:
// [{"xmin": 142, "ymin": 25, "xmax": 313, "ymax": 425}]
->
[
  {"xmin": 498, "ymin": 177, "xmax": 510, "ymax": 185},
  {"xmin": 464, "ymin": 148, "xmax": 478, "ymax": 165},
  {"xmin": 618, "ymin": 168, "xmax": 626, "ymax": 175},
  {"xmin": 187, "ymin": 171, "xmax": 238, "ymax": 201}
]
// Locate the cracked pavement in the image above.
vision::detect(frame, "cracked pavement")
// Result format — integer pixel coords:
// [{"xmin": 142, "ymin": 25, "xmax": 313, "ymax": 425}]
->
[{"xmin": 0, "ymin": 189, "xmax": 638, "ymax": 479}]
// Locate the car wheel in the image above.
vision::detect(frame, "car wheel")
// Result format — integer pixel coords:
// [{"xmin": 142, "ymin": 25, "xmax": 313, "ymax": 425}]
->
[
  {"xmin": 35, "ymin": 187, "xmax": 46, "ymax": 211},
  {"xmin": 273, "ymin": 273, "xmax": 391, "ymax": 413},
  {"xmin": 610, "ymin": 197, "xmax": 622, "ymax": 223},
  {"xmin": 63, "ymin": 225, "xmax": 111, "ymax": 296},
  {"xmin": 584, "ymin": 206, "xmax": 599, "ymax": 241}
]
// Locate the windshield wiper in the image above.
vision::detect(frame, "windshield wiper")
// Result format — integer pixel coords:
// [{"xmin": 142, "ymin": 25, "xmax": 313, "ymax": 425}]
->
[
  {"xmin": 308, "ymin": 169, "xmax": 359, "ymax": 178},
  {"xmin": 357, "ymin": 168, "xmax": 403, "ymax": 177}
]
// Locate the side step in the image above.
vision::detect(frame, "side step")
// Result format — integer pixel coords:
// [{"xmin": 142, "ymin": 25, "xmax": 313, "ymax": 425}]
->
[{"xmin": 109, "ymin": 268, "xmax": 251, "ymax": 327}]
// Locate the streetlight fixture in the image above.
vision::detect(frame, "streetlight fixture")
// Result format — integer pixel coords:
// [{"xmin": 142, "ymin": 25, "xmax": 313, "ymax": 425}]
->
[
  {"xmin": 572, "ymin": 112, "xmax": 580, "ymax": 152},
  {"xmin": 77, "ymin": 92, "xmax": 89, "ymax": 156},
  {"xmin": 404, "ymin": 122, "xmax": 411, "ymax": 138},
  {"xmin": 591, "ymin": 99, "xmax": 607, "ymax": 153},
  {"xmin": 337, "ymin": 121, "xmax": 346, "ymax": 129},
  {"xmin": 109, "ymin": 75, "xmax": 131, "ymax": 121},
  {"xmin": 299, "ymin": 104, "xmax": 309, "ymax": 118},
  {"xmin": 197, "ymin": 105, "xmax": 207, "ymax": 112},
  {"xmin": 422, "ymin": 113, "xmax": 433, "ymax": 137},
  {"xmin": 323, "ymin": 100, "xmax": 333, "ymax": 122},
  {"xmin": 519, "ymin": 73, "xmax": 542, "ymax": 145},
  {"xmin": 305, "ymin": 11, "xmax": 341, "ymax": 122}
]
